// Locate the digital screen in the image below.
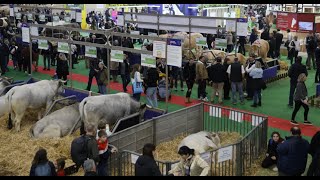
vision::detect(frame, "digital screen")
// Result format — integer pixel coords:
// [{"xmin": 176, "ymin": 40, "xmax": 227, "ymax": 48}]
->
[{"xmin": 299, "ymin": 21, "xmax": 313, "ymax": 31}]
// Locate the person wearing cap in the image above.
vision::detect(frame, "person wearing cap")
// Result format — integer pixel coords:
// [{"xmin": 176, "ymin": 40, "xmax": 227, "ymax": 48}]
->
[
  {"xmin": 277, "ymin": 127, "xmax": 309, "ymax": 176},
  {"xmin": 207, "ymin": 57, "xmax": 226, "ymax": 104},
  {"xmin": 96, "ymin": 62, "xmax": 108, "ymax": 94},
  {"xmin": 169, "ymin": 146, "xmax": 209, "ymax": 176}
]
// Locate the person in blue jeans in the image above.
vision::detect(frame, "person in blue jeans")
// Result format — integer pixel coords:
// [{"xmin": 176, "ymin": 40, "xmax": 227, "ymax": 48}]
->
[
  {"xmin": 132, "ymin": 64, "xmax": 143, "ymax": 101},
  {"xmin": 145, "ymin": 67, "xmax": 159, "ymax": 108},
  {"xmin": 227, "ymin": 58, "xmax": 245, "ymax": 105},
  {"xmin": 249, "ymin": 61, "xmax": 264, "ymax": 107}
]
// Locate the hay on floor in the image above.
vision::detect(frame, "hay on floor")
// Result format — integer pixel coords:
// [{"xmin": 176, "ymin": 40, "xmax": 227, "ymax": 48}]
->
[{"xmin": 0, "ymin": 110, "xmax": 80, "ymax": 176}]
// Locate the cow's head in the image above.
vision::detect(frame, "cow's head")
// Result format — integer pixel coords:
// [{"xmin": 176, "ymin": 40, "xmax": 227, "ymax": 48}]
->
[
  {"xmin": 53, "ymin": 79, "xmax": 67, "ymax": 95},
  {"xmin": 207, "ymin": 132, "xmax": 221, "ymax": 148},
  {"xmin": 138, "ymin": 104, "xmax": 147, "ymax": 122}
]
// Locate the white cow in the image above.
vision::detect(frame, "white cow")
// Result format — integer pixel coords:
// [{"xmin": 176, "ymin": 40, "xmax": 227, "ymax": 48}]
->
[
  {"xmin": 30, "ymin": 104, "xmax": 80, "ymax": 138},
  {"xmin": 0, "ymin": 78, "xmax": 11, "ymax": 95},
  {"xmin": 79, "ymin": 93, "xmax": 147, "ymax": 130},
  {"xmin": 6, "ymin": 80, "xmax": 65, "ymax": 132},
  {"xmin": 178, "ymin": 131, "xmax": 221, "ymax": 154}
]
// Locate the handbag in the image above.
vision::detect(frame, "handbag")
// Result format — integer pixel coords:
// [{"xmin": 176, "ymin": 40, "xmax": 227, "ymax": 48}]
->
[{"xmin": 132, "ymin": 72, "xmax": 143, "ymax": 94}]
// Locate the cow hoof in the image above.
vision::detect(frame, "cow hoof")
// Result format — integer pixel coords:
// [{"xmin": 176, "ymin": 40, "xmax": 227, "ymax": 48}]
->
[{"xmin": 7, "ymin": 124, "xmax": 13, "ymax": 130}]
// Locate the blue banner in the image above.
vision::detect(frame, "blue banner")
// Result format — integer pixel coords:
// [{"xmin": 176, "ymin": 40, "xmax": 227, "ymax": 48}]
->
[
  {"xmin": 167, "ymin": 38, "xmax": 182, "ymax": 46},
  {"xmin": 237, "ymin": 18, "xmax": 248, "ymax": 23}
]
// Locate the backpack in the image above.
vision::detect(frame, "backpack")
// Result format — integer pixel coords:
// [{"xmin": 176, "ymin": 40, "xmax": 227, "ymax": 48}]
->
[
  {"xmin": 35, "ymin": 162, "xmax": 52, "ymax": 176},
  {"xmin": 71, "ymin": 135, "xmax": 90, "ymax": 166}
]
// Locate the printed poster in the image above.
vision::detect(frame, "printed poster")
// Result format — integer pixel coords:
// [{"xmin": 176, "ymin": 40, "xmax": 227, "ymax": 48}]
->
[{"xmin": 167, "ymin": 38, "xmax": 182, "ymax": 68}]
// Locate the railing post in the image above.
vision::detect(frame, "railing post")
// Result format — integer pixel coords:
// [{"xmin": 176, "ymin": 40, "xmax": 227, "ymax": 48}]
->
[{"xmin": 236, "ymin": 142, "xmax": 243, "ymax": 176}]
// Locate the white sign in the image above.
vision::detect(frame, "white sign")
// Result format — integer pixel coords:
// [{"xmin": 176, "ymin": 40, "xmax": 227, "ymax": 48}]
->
[
  {"xmin": 53, "ymin": 16, "xmax": 59, "ymax": 22},
  {"xmin": 38, "ymin": 39, "xmax": 48, "ymax": 50},
  {"xmin": 111, "ymin": 50, "xmax": 124, "ymax": 63},
  {"xmin": 141, "ymin": 54, "xmax": 156, "ymax": 68},
  {"xmin": 64, "ymin": 16, "xmax": 71, "ymax": 23},
  {"xmin": 96, "ymin": 4, "xmax": 104, "ymax": 9},
  {"xmin": 315, "ymin": 16, "xmax": 320, "ymax": 24},
  {"xmin": 226, "ymin": 20, "xmax": 236, "ymax": 32},
  {"xmin": 200, "ymin": 152, "xmax": 212, "ymax": 164},
  {"xmin": 196, "ymin": 37, "xmax": 207, "ymax": 47},
  {"xmin": 147, "ymin": 32, "xmax": 157, "ymax": 43},
  {"xmin": 10, "ymin": 8, "xmax": 14, "ymax": 17},
  {"xmin": 39, "ymin": 14, "xmax": 46, "ymax": 22},
  {"xmin": 229, "ymin": 111, "xmax": 243, "ymax": 123},
  {"xmin": 130, "ymin": 31, "xmax": 140, "ymax": 39},
  {"xmin": 209, "ymin": 107, "xmax": 222, "ymax": 118},
  {"xmin": 236, "ymin": 19, "xmax": 248, "ymax": 36},
  {"xmin": 153, "ymin": 41, "xmax": 166, "ymax": 58},
  {"xmin": 70, "ymin": 11, "xmax": 76, "ymax": 20},
  {"xmin": 167, "ymin": 44, "xmax": 182, "ymax": 67},
  {"xmin": 76, "ymin": 12, "xmax": 82, "ymax": 23},
  {"xmin": 27, "ymin": 13, "xmax": 33, "ymax": 21},
  {"xmin": 218, "ymin": 146, "xmax": 233, "ymax": 163},
  {"xmin": 22, "ymin": 27, "xmax": 30, "ymax": 43},
  {"xmin": 131, "ymin": 154, "xmax": 139, "ymax": 164},
  {"xmin": 85, "ymin": 46, "xmax": 97, "ymax": 58},
  {"xmin": 30, "ymin": 27, "xmax": 38, "ymax": 36},
  {"xmin": 252, "ymin": 115, "xmax": 263, "ymax": 126},
  {"xmin": 117, "ymin": 14, "xmax": 124, "ymax": 26},
  {"xmin": 58, "ymin": 42, "xmax": 69, "ymax": 53}
]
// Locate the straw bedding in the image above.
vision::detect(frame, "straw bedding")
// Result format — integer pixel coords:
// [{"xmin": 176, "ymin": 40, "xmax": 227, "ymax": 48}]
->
[{"xmin": 0, "ymin": 109, "xmax": 80, "ymax": 176}]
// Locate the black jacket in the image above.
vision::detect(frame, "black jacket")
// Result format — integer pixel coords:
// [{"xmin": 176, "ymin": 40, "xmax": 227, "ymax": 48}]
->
[
  {"xmin": 288, "ymin": 63, "xmax": 308, "ymax": 84},
  {"xmin": 146, "ymin": 68, "xmax": 159, "ymax": 87},
  {"xmin": 306, "ymin": 36, "xmax": 317, "ymax": 52},
  {"xmin": 56, "ymin": 59, "xmax": 69, "ymax": 76},
  {"xmin": 316, "ymin": 47, "xmax": 320, "ymax": 68},
  {"xmin": 183, "ymin": 62, "xmax": 196, "ymax": 81},
  {"xmin": 307, "ymin": 147, "xmax": 320, "ymax": 176},
  {"xmin": 135, "ymin": 155, "xmax": 162, "ymax": 176},
  {"xmin": 208, "ymin": 63, "xmax": 226, "ymax": 83},
  {"xmin": 275, "ymin": 32, "xmax": 283, "ymax": 49},
  {"xmin": 84, "ymin": 171, "xmax": 98, "ymax": 176},
  {"xmin": 266, "ymin": 138, "xmax": 284, "ymax": 158}
]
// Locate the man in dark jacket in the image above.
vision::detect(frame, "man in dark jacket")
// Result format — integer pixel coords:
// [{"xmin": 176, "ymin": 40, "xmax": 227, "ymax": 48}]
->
[
  {"xmin": 227, "ymin": 57, "xmax": 245, "ymax": 105},
  {"xmin": 268, "ymin": 34, "xmax": 276, "ymax": 59},
  {"xmin": 85, "ymin": 57, "xmax": 100, "ymax": 91},
  {"xmin": 238, "ymin": 36, "xmax": 246, "ymax": 56},
  {"xmin": 146, "ymin": 67, "xmax": 160, "ymax": 108},
  {"xmin": 119, "ymin": 53, "xmax": 131, "ymax": 92},
  {"xmin": 223, "ymin": 58, "xmax": 231, "ymax": 100},
  {"xmin": 183, "ymin": 58, "xmax": 196, "ymax": 103},
  {"xmin": 277, "ymin": 127, "xmax": 310, "ymax": 176},
  {"xmin": 275, "ymin": 29, "xmax": 283, "ymax": 58},
  {"xmin": 288, "ymin": 56, "xmax": 308, "ymax": 107},
  {"xmin": 315, "ymin": 42, "xmax": 320, "ymax": 83},
  {"xmin": 208, "ymin": 57, "xmax": 226, "ymax": 104},
  {"xmin": 85, "ymin": 125, "xmax": 100, "ymax": 164},
  {"xmin": 306, "ymin": 32, "xmax": 317, "ymax": 70}
]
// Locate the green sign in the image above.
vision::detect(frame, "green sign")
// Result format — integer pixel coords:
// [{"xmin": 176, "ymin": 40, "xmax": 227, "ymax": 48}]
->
[
  {"xmin": 111, "ymin": 50, "xmax": 124, "ymax": 63},
  {"xmin": 15, "ymin": 12, "xmax": 21, "ymax": 20},
  {"xmin": 53, "ymin": 16, "xmax": 60, "ymax": 22},
  {"xmin": 141, "ymin": 54, "xmax": 156, "ymax": 68},
  {"xmin": 85, "ymin": 46, "xmax": 97, "ymax": 58},
  {"xmin": 79, "ymin": 31, "xmax": 90, "ymax": 37},
  {"xmin": 39, "ymin": 14, "xmax": 46, "ymax": 22},
  {"xmin": 38, "ymin": 39, "xmax": 48, "ymax": 50},
  {"xmin": 58, "ymin": 42, "xmax": 69, "ymax": 53},
  {"xmin": 64, "ymin": 16, "xmax": 71, "ymax": 23},
  {"xmin": 27, "ymin": 13, "xmax": 33, "ymax": 21},
  {"xmin": 65, "ymin": 4, "xmax": 84, "ymax": 10},
  {"xmin": 215, "ymin": 38, "xmax": 227, "ymax": 49},
  {"xmin": 196, "ymin": 37, "xmax": 207, "ymax": 47}
]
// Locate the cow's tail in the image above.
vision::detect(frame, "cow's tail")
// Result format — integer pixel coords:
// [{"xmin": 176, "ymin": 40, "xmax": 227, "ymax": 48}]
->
[
  {"xmin": 79, "ymin": 97, "xmax": 88, "ymax": 123},
  {"xmin": 6, "ymin": 88, "xmax": 15, "ymax": 129}
]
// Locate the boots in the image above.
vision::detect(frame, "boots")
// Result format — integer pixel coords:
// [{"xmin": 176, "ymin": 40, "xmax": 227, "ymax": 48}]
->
[{"xmin": 185, "ymin": 97, "xmax": 192, "ymax": 103}]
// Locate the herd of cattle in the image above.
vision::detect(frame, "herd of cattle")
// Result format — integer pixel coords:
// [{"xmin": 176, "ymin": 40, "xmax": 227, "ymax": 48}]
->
[
  {"xmin": 0, "ymin": 78, "xmax": 147, "ymax": 138},
  {"xmin": 0, "ymin": 78, "xmax": 223, "ymax": 156}
]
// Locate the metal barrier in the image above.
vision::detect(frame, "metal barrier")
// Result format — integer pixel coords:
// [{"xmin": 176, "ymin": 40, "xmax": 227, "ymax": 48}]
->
[
  {"xmin": 44, "ymin": 95, "xmax": 78, "ymax": 116},
  {"xmin": 107, "ymin": 103, "xmax": 268, "ymax": 176}
]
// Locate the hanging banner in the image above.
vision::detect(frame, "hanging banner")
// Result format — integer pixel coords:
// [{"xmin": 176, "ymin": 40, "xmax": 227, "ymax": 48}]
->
[
  {"xmin": 215, "ymin": 38, "xmax": 227, "ymax": 49},
  {"xmin": 111, "ymin": 50, "xmax": 124, "ymax": 62},
  {"xmin": 277, "ymin": 12, "xmax": 298, "ymax": 32},
  {"xmin": 236, "ymin": 18, "xmax": 248, "ymax": 36},
  {"xmin": 15, "ymin": 12, "xmax": 21, "ymax": 20},
  {"xmin": 79, "ymin": 31, "xmax": 90, "ymax": 37},
  {"xmin": 153, "ymin": 41, "xmax": 166, "ymax": 58},
  {"xmin": 30, "ymin": 27, "xmax": 39, "ymax": 36},
  {"xmin": 196, "ymin": 37, "xmax": 207, "ymax": 47},
  {"xmin": 10, "ymin": 8, "xmax": 14, "ymax": 17},
  {"xmin": 85, "ymin": 46, "xmax": 97, "ymax": 58},
  {"xmin": 22, "ymin": 27, "xmax": 30, "ymax": 43},
  {"xmin": 117, "ymin": 12, "xmax": 124, "ymax": 26},
  {"xmin": 235, "ymin": 8, "xmax": 241, "ymax": 18},
  {"xmin": 27, "ymin": 13, "xmax": 33, "ymax": 21},
  {"xmin": 53, "ymin": 16, "xmax": 60, "ymax": 22},
  {"xmin": 65, "ymin": 4, "xmax": 84, "ymax": 10},
  {"xmin": 58, "ymin": 42, "xmax": 69, "ymax": 53},
  {"xmin": 167, "ymin": 39, "xmax": 182, "ymax": 68},
  {"xmin": 39, "ymin": 14, "xmax": 46, "ymax": 22},
  {"xmin": 226, "ymin": 20, "xmax": 236, "ymax": 32},
  {"xmin": 315, "ymin": 16, "xmax": 320, "ymax": 24},
  {"xmin": 141, "ymin": 54, "xmax": 156, "ymax": 68},
  {"xmin": 76, "ymin": 9, "xmax": 82, "ymax": 23},
  {"xmin": 38, "ymin": 39, "xmax": 48, "ymax": 50},
  {"xmin": 70, "ymin": 11, "xmax": 76, "ymax": 20}
]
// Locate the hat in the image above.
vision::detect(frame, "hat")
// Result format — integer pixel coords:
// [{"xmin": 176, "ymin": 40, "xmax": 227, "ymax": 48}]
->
[{"xmin": 159, "ymin": 73, "xmax": 166, "ymax": 78}]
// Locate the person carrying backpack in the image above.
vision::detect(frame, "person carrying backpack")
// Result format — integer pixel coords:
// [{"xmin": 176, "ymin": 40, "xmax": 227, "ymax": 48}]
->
[
  {"xmin": 30, "ymin": 148, "xmax": 57, "ymax": 176},
  {"xmin": 71, "ymin": 124, "xmax": 100, "ymax": 169}
]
